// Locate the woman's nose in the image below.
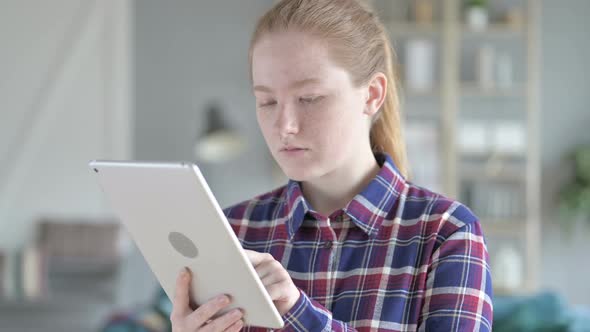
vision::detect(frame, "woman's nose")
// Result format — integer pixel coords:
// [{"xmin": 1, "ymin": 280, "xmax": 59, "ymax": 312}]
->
[{"xmin": 276, "ymin": 103, "xmax": 300, "ymax": 137}]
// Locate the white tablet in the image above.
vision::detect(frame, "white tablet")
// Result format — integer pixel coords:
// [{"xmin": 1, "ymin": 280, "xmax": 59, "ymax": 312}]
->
[{"xmin": 89, "ymin": 160, "xmax": 284, "ymax": 329}]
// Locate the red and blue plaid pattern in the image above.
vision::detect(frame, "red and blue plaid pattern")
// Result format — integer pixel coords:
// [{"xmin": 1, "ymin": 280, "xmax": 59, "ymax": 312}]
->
[{"xmin": 223, "ymin": 152, "xmax": 493, "ymax": 331}]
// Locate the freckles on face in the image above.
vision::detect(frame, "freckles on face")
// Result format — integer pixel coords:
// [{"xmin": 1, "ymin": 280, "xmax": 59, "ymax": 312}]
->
[{"xmin": 251, "ymin": 30, "xmax": 369, "ymax": 178}]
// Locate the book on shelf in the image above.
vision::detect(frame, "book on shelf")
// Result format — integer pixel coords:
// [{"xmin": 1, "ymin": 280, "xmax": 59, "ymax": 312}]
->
[
  {"xmin": 37, "ymin": 220, "xmax": 121, "ymax": 279},
  {"xmin": 462, "ymin": 180, "xmax": 525, "ymax": 221},
  {"xmin": 0, "ymin": 217, "xmax": 121, "ymax": 302},
  {"xmin": 0, "ymin": 244, "xmax": 48, "ymax": 301}
]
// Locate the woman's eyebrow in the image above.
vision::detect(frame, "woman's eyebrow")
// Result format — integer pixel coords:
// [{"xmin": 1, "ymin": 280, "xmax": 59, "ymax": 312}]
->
[{"xmin": 253, "ymin": 77, "xmax": 321, "ymax": 93}]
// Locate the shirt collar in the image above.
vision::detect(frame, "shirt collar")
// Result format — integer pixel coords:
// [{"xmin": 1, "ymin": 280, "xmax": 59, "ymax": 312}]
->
[{"xmin": 283, "ymin": 152, "xmax": 407, "ymax": 240}]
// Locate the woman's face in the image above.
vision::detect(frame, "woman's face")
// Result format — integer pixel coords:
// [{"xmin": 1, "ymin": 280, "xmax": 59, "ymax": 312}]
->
[{"xmin": 251, "ymin": 30, "xmax": 372, "ymax": 181}]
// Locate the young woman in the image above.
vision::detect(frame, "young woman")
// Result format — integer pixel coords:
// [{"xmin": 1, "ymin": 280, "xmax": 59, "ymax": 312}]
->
[{"xmin": 170, "ymin": 0, "xmax": 493, "ymax": 331}]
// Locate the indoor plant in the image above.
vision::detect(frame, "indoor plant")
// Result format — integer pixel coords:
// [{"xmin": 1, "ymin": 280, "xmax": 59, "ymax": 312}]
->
[
  {"xmin": 465, "ymin": 0, "xmax": 489, "ymax": 30},
  {"xmin": 558, "ymin": 144, "xmax": 590, "ymax": 228}
]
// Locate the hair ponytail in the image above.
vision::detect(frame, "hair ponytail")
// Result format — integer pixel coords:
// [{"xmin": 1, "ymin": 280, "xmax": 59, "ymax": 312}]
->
[{"xmin": 369, "ymin": 37, "xmax": 409, "ymax": 178}]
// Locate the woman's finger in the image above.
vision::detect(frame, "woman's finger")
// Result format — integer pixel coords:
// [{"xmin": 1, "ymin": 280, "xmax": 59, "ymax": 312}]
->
[
  {"xmin": 187, "ymin": 294, "xmax": 233, "ymax": 327},
  {"xmin": 255, "ymin": 259, "xmax": 284, "ymax": 279},
  {"xmin": 170, "ymin": 267, "xmax": 191, "ymax": 322},
  {"xmin": 223, "ymin": 317, "xmax": 245, "ymax": 332},
  {"xmin": 260, "ymin": 269, "xmax": 285, "ymax": 286},
  {"xmin": 202, "ymin": 308, "xmax": 244, "ymax": 332},
  {"xmin": 266, "ymin": 282, "xmax": 289, "ymax": 302},
  {"xmin": 244, "ymin": 249, "xmax": 275, "ymax": 267}
]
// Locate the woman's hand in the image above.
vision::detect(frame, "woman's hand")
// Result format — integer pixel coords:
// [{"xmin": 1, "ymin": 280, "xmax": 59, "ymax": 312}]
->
[
  {"xmin": 244, "ymin": 249, "xmax": 301, "ymax": 316},
  {"xmin": 170, "ymin": 268, "xmax": 244, "ymax": 332}
]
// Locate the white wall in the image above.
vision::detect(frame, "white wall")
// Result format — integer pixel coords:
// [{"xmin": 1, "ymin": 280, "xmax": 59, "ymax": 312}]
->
[
  {"xmin": 0, "ymin": 0, "xmax": 134, "ymax": 329},
  {"xmin": 0, "ymin": 0, "xmax": 132, "ymax": 250},
  {"xmin": 134, "ymin": 0, "xmax": 277, "ymax": 208}
]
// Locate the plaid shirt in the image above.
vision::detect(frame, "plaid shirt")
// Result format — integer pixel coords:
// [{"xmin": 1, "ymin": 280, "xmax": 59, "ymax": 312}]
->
[{"xmin": 223, "ymin": 152, "xmax": 493, "ymax": 331}]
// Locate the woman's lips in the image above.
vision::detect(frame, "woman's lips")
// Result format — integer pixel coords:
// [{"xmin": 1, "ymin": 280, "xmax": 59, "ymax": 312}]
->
[{"xmin": 280, "ymin": 148, "xmax": 308, "ymax": 156}]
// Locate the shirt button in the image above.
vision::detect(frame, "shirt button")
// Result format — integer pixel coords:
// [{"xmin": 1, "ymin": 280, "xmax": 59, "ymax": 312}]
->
[{"xmin": 324, "ymin": 241, "xmax": 333, "ymax": 249}]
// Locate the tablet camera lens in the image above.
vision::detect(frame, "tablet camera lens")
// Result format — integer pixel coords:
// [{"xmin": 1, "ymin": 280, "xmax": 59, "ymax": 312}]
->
[{"xmin": 168, "ymin": 231, "xmax": 199, "ymax": 258}]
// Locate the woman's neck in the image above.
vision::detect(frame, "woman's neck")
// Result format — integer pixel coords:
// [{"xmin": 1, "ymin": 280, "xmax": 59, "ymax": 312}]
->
[{"xmin": 301, "ymin": 148, "xmax": 381, "ymax": 218}]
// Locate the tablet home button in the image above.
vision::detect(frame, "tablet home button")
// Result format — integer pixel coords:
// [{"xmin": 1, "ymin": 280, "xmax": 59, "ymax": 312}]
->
[{"xmin": 168, "ymin": 231, "xmax": 199, "ymax": 258}]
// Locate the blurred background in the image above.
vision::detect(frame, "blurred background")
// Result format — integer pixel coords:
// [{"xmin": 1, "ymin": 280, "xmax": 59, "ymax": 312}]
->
[{"xmin": 0, "ymin": 0, "xmax": 589, "ymax": 331}]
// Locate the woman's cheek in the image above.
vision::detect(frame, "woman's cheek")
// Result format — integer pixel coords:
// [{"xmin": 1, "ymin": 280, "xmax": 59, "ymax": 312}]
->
[{"xmin": 256, "ymin": 113, "xmax": 276, "ymax": 148}]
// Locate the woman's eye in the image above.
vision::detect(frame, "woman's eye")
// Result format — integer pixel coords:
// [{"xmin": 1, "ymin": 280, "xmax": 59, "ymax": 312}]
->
[
  {"xmin": 259, "ymin": 100, "xmax": 277, "ymax": 108},
  {"xmin": 299, "ymin": 96, "xmax": 323, "ymax": 104}
]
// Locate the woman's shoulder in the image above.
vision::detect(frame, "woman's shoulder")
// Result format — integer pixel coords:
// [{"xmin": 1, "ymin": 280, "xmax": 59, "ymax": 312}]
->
[
  {"xmin": 222, "ymin": 183, "xmax": 289, "ymax": 222},
  {"xmin": 402, "ymin": 181, "xmax": 482, "ymax": 240}
]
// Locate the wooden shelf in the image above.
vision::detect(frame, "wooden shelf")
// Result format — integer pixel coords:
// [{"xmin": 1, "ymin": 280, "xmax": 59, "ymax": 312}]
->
[
  {"xmin": 459, "ymin": 151, "xmax": 527, "ymax": 160},
  {"xmin": 459, "ymin": 156, "xmax": 527, "ymax": 182},
  {"xmin": 372, "ymin": 0, "xmax": 541, "ymax": 292},
  {"xmin": 402, "ymin": 86, "xmax": 441, "ymax": 98},
  {"xmin": 460, "ymin": 82, "xmax": 526, "ymax": 98},
  {"xmin": 404, "ymin": 109, "xmax": 440, "ymax": 119},
  {"xmin": 493, "ymin": 286, "xmax": 530, "ymax": 297},
  {"xmin": 378, "ymin": 6, "xmax": 525, "ymax": 39},
  {"xmin": 480, "ymin": 219, "xmax": 527, "ymax": 237},
  {"xmin": 460, "ymin": 23, "xmax": 525, "ymax": 38},
  {"xmin": 0, "ymin": 293, "xmax": 113, "ymax": 310},
  {"xmin": 385, "ymin": 22, "xmax": 442, "ymax": 37}
]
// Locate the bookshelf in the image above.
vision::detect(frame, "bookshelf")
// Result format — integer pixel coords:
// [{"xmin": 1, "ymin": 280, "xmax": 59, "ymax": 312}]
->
[
  {"xmin": 368, "ymin": 0, "xmax": 541, "ymax": 296},
  {"xmin": 0, "ymin": 220, "xmax": 121, "ymax": 310}
]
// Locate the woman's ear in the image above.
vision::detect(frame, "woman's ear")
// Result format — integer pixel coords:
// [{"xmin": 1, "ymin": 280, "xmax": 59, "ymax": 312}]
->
[{"xmin": 363, "ymin": 72, "xmax": 387, "ymax": 117}]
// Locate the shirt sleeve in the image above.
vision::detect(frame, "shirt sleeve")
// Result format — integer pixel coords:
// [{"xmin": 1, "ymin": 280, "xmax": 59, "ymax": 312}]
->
[
  {"xmin": 279, "ymin": 288, "xmax": 358, "ymax": 331},
  {"xmin": 418, "ymin": 220, "xmax": 494, "ymax": 331}
]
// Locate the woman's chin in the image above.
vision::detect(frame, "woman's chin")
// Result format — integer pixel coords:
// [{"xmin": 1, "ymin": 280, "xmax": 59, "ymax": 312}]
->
[
  {"xmin": 274, "ymin": 151, "xmax": 320, "ymax": 181},
  {"xmin": 281, "ymin": 165, "xmax": 314, "ymax": 182}
]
